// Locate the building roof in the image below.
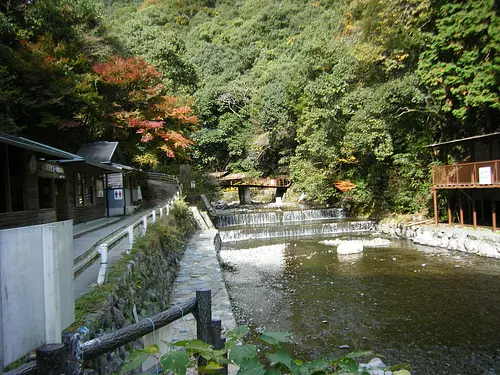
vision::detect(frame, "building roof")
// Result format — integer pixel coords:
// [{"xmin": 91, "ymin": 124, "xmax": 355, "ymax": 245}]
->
[
  {"xmin": 77, "ymin": 141, "xmax": 119, "ymax": 163},
  {"xmin": 425, "ymin": 132, "xmax": 500, "ymax": 148},
  {"xmin": 0, "ymin": 133, "xmax": 122, "ymax": 173},
  {"xmin": 0, "ymin": 132, "xmax": 83, "ymax": 161}
]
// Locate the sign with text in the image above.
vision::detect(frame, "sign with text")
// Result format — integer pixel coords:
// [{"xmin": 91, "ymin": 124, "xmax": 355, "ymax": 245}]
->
[
  {"xmin": 96, "ymin": 180, "xmax": 104, "ymax": 198},
  {"xmin": 114, "ymin": 189, "xmax": 123, "ymax": 200},
  {"xmin": 479, "ymin": 166, "xmax": 492, "ymax": 184}
]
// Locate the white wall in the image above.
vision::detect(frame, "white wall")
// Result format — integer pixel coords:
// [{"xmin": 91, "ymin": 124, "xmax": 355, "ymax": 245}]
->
[{"xmin": 0, "ymin": 220, "xmax": 74, "ymax": 368}]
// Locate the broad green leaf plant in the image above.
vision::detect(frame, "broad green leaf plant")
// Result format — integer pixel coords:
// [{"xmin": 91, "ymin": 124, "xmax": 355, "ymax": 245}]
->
[{"xmin": 119, "ymin": 326, "xmax": 411, "ymax": 375}]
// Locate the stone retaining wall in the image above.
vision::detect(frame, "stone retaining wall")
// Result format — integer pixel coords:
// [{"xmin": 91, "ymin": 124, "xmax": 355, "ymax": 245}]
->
[
  {"xmin": 378, "ymin": 220, "xmax": 500, "ymax": 259},
  {"xmin": 78, "ymin": 229, "xmax": 187, "ymax": 374}
]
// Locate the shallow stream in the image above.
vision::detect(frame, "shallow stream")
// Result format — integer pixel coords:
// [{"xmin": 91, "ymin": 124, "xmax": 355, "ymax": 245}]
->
[{"xmin": 219, "ymin": 231, "xmax": 500, "ymax": 374}]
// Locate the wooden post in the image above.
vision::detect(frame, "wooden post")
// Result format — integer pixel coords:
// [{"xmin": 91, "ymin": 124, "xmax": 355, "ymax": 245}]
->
[
  {"xmin": 433, "ymin": 188, "xmax": 438, "ymax": 226},
  {"xmin": 195, "ymin": 290, "xmax": 213, "ymax": 372},
  {"xmin": 447, "ymin": 192, "xmax": 452, "ymax": 225},
  {"xmin": 212, "ymin": 319, "xmax": 228, "ymax": 375},
  {"xmin": 63, "ymin": 332, "xmax": 83, "ymax": 375},
  {"xmin": 459, "ymin": 193, "xmax": 464, "ymax": 227},
  {"xmin": 472, "ymin": 198, "xmax": 477, "ymax": 230},
  {"xmin": 36, "ymin": 344, "xmax": 66, "ymax": 375},
  {"xmin": 492, "ymin": 200, "xmax": 497, "ymax": 232}
]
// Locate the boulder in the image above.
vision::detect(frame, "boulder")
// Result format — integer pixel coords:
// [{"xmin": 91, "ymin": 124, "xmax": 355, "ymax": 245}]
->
[{"xmin": 337, "ymin": 240, "xmax": 363, "ymax": 255}]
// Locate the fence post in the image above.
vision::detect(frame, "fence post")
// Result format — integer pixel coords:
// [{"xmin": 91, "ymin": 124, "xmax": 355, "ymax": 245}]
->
[
  {"xmin": 159, "ymin": 207, "xmax": 163, "ymax": 218},
  {"xmin": 36, "ymin": 343, "xmax": 66, "ymax": 375},
  {"xmin": 142, "ymin": 215, "xmax": 148, "ymax": 236},
  {"xmin": 166, "ymin": 202, "xmax": 170, "ymax": 216},
  {"xmin": 195, "ymin": 290, "xmax": 213, "ymax": 372},
  {"xmin": 152, "ymin": 210, "xmax": 156, "ymax": 223},
  {"xmin": 212, "ymin": 319, "xmax": 228, "ymax": 375},
  {"xmin": 62, "ymin": 332, "xmax": 83, "ymax": 375},
  {"xmin": 126, "ymin": 226, "xmax": 134, "ymax": 255},
  {"xmin": 97, "ymin": 244, "xmax": 108, "ymax": 285}
]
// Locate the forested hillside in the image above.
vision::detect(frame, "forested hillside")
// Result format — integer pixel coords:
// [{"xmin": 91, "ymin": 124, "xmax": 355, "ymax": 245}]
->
[{"xmin": 1, "ymin": 0, "xmax": 498, "ymax": 215}]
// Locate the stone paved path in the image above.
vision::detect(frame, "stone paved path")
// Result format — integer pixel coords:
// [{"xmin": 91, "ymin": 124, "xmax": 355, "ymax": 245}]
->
[{"xmin": 142, "ymin": 229, "xmax": 236, "ymax": 371}]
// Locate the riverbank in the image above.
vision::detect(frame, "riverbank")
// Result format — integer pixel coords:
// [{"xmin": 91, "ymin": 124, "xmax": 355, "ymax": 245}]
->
[{"xmin": 378, "ymin": 219, "xmax": 500, "ymax": 259}]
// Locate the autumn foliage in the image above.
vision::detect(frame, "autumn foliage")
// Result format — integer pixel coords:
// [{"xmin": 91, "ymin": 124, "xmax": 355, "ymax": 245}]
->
[
  {"xmin": 335, "ymin": 180, "xmax": 357, "ymax": 192},
  {"xmin": 93, "ymin": 56, "xmax": 198, "ymax": 164}
]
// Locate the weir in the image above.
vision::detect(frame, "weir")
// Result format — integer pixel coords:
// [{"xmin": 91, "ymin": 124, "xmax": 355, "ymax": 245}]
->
[
  {"xmin": 219, "ymin": 220, "xmax": 374, "ymax": 242},
  {"xmin": 214, "ymin": 208, "xmax": 344, "ymax": 227}
]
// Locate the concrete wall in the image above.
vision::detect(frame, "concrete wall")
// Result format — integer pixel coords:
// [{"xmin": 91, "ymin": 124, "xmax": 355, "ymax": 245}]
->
[{"xmin": 0, "ymin": 220, "xmax": 74, "ymax": 368}]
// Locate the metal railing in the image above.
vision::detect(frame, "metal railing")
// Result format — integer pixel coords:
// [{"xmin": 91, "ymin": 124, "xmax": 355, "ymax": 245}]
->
[
  {"xmin": 432, "ymin": 160, "xmax": 500, "ymax": 188},
  {"xmin": 3, "ymin": 290, "xmax": 226, "ymax": 375}
]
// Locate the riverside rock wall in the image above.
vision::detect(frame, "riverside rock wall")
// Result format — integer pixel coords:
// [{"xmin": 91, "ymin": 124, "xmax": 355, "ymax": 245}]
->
[
  {"xmin": 78, "ymin": 232, "xmax": 185, "ymax": 374},
  {"xmin": 378, "ymin": 221, "xmax": 500, "ymax": 259}
]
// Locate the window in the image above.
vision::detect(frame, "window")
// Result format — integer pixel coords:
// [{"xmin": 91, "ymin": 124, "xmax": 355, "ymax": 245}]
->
[
  {"xmin": 74, "ymin": 172, "xmax": 94, "ymax": 206},
  {"xmin": 86, "ymin": 176, "xmax": 94, "ymax": 205}
]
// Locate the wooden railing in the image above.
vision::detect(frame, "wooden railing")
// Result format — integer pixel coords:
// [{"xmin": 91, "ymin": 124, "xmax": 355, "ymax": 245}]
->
[
  {"xmin": 146, "ymin": 172, "xmax": 179, "ymax": 184},
  {"xmin": 432, "ymin": 160, "xmax": 500, "ymax": 188},
  {"xmin": 2, "ymin": 290, "xmax": 226, "ymax": 375},
  {"xmin": 219, "ymin": 177, "xmax": 291, "ymax": 188}
]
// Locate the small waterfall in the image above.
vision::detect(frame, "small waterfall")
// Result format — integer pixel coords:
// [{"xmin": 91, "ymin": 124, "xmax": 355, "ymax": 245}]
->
[
  {"xmin": 214, "ymin": 208, "xmax": 344, "ymax": 227},
  {"xmin": 219, "ymin": 220, "xmax": 374, "ymax": 242}
]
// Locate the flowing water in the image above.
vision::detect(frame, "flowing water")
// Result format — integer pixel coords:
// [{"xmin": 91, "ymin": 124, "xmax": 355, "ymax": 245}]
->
[{"xmin": 217, "ymin": 212, "xmax": 500, "ymax": 375}]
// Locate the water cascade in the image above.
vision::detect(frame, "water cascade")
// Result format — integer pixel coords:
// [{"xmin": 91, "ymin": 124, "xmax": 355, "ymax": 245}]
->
[
  {"xmin": 218, "ymin": 220, "xmax": 374, "ymax": 242},
  {"xmin": 214, "ymin": 208, "xmax": 344, "ymax": 227}
]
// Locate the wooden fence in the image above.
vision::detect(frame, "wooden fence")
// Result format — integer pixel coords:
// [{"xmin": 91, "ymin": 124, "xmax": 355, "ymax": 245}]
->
[
  {"xmin": 2, "ymin": 290, "xmax": 226, "ymax": 375},
  {"xmin": 146, "ymin": 172, "xmax": 179, "ymax": 184}
]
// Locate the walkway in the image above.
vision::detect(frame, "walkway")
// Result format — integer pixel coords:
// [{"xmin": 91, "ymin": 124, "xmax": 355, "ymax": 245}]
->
[{"xmin": 142, "ymin": 229, "xmax": 237, "ymax": 370}]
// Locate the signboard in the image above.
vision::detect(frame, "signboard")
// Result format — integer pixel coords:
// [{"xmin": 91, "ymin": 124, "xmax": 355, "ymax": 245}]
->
[
  {"xmin": 114, "ymin": 189, "xmax": 123, "ymax": 200},
  {"xmin": 37, "ymin": 162, "xmax": 65, "ymax": 179},
  {"xmin": 96, "ymin": 180, "xmax": 104, "ymax": 198},
  {"xmin": 479, "ymin": 166, "xmax": 492, "ymax": 185}
]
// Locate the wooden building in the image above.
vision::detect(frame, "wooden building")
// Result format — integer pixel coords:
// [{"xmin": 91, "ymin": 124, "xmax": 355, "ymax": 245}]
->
[
  {"xmin": 428, "ymin": 132, "xmax": 500, "ymax": 231},
  {"xmin": 77, "ymin": 142, "xmax": 143, "ymax": 216},
  {"xmin": 0, "ymin": 133, "xmax": 120, "ymax": 229}
]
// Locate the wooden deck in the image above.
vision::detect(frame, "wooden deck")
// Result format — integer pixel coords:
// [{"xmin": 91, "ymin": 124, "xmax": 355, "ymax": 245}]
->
[{"xmin": 432, "ymin": 160, "xmax": 500, "ymax": 189}]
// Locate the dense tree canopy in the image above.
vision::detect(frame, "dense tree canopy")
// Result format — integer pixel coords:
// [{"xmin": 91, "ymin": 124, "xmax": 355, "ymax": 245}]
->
[{"xmin": 1, "ymin": 0, "xmax": 498, "ymax": 216}]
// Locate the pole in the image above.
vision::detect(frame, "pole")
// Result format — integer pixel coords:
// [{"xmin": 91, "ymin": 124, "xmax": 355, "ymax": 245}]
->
[
  {"xmin": 493, "ymin": 199, "xmax": 497, "ymax": 232},
  {"xmin": 142, "ymin": 215, "xmax": 147, "ymax": 236},
  {"xmin": 447, "ymin": 192, "xmax": 452, "ymax": 225},
  {"xmin": 472, "ymin": 197, "xmax": 477, "ymax": 230},
  {"xmin": 97, "ymin": 244, "xmax": 108, "ymax": 285},
  {"xmin": 433, "ymin": 188, "xmax": 438, "ymax": 226},
  {"xmin": 36, "ymin": 344, "xmax": 66, "ymax": 375},
  {"xmin": 459, "ymin": 192, "xmax": 464, "ymax": 227},
  {"xmin": 195, "ymin": 290, "xmax": 213, "ymax": 372},
  {"xmin": 126, "ymin": 226, "xmax": 134, "ymax": 255}
]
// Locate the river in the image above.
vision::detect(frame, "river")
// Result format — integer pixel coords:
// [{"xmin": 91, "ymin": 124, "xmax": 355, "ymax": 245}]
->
[{"xmin": 217, "ymin": 212, "xmax": 500, "ymax": 375}]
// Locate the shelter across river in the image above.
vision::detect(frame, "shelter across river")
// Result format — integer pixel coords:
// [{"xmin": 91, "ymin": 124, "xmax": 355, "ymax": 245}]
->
[{"xmin": 428, "ymin": 132, "xmax": 500, "ymax": 231}]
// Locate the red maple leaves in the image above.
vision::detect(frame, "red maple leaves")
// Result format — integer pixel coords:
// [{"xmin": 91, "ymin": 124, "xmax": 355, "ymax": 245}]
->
[{"xmin": 93, "ymin": 56, "xmax": 197, "ymax": 160}]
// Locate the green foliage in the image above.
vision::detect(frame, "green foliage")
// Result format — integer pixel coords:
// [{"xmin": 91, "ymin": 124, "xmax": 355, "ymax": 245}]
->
[
  {"xmin": 3, "ymin": 0, "xmax": 497, "ymax": 216},
  {"xmin": 120, "ymin": 325, "xmax": 411, "ymax": 375},
  {"xmin": 417, "ymin": 0, "xmax": 499, "ymax": 134},
  {"xmin": 170, "ymin": 199, "xmax": 192, "ymax": 222}
]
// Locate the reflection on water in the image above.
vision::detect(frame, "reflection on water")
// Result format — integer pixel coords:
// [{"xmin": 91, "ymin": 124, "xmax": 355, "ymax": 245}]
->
[{"xmin": 220, "ymin": 236, "xmax": 500, "ymax": 375}]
